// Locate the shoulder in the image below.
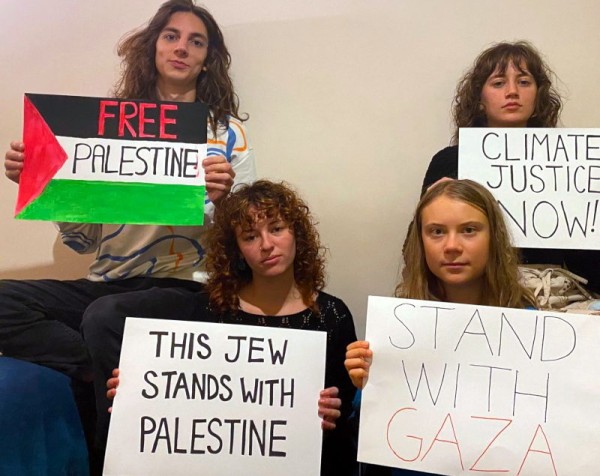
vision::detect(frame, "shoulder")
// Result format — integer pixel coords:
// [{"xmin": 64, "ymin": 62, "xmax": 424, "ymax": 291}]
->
[
  {"xmin": 421, "ymin": 145, "xmax": 459, "ymax": 194},
  {"xmin": 431, "ymin": 145, "xmax": 458, "ymax": 162},
  {"xmin": 316, "ymin": 291, "xmax": 353, "ymax": 318}
]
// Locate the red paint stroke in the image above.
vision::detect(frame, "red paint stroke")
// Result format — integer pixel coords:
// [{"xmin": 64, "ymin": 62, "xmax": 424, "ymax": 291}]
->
[{"xmin": 16, "ymin": 96, "xmax": 68, "ymax": 215}]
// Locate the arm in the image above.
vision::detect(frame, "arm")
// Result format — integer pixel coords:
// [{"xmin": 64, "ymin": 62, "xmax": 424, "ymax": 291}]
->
[
  {"xmin": 344, "ymin": 340, "xmax": 372, "ymax": 389},
  {"xmin": 55, "ymin": 222, "xmax": 103, "ymax": 254}
]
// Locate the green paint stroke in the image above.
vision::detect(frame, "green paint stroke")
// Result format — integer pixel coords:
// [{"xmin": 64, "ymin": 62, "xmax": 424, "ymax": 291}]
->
[{"xmin": 16, "ymin": 179, "xmax": 205, "ymax": 225}]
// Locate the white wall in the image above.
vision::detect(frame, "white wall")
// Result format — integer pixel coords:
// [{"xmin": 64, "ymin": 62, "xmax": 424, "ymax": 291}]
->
[{"xmin": 2, "ymin": 0, "xmax": 599, "ymax": 336}]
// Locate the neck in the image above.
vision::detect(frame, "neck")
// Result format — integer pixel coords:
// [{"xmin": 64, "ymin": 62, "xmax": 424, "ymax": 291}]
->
[
  {"xmin": 239, "ymin": 270, "xmax": 306, "ymax": 316},
  {"xmin": 156, "ymin": 81, "xmax": 196, "ymax": 103},
  {"xmin": 442, "ymin": 282, "xmax": 483, "ymax": 305}
]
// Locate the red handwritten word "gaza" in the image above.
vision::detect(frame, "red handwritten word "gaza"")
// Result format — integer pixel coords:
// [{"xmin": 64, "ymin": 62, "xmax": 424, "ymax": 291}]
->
[
  {"xmin": 97, "ymin": 100, "xmax": 178, "ymax": 139},
  {"xmin": 386, "ymin": 408, "xmax": 558, "ymax": 475}
]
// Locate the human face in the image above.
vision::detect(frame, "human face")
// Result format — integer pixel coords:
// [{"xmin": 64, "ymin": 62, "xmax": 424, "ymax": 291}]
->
[
  {"xmin": 235, "ymin": 211, "xmax": 297, "ymax": 281},
  {"xmin": 480, "ymin": 61, "xmax": 538, "ymax": 128},
  {"xmin": 421, "ymin": 195, "xmax": 490, "ymax": 303},
  {"xmin": 155, "ymin": 11, "xmax": 209, "ymax": 97}
]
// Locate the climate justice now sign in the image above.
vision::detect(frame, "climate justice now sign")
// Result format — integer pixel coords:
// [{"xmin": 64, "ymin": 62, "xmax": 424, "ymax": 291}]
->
[
  {"xmin": 16, "ymin": 94, "xmax": 208, "ymax": 225},
  {"xmin": 459, "ymin": 128, "xmax": 600, "ymax": 249}
]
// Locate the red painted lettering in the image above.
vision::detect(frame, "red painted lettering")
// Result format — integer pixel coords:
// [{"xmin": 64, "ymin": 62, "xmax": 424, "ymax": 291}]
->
[
  {"xmin": 517, "ymin": 425, "xmax": 558, "ymax": 476},
  {"xmin": 119, "ymin": 101, "xmax": 138, "ymax": 137},
  {"xmin": 469, "ymin": 416, "xmax": 512, "ymax": 473},
  {"xmin": 160, "ymin": 104, "xmax": 178, "ymax": 139},
  {"xmin": 421, "ymin": 413, "xmax": 464, "ymax": 470},
  {"xmin": 386, "ymin": 407, "xmax": 422, "ymax": 462},
  {"xmin": 97, "ymin": 100, "xmax": 118, "ymax": 136},
  {"xmin": 138, "ymin": 102, "xmax": 157, "ymax": 138}
]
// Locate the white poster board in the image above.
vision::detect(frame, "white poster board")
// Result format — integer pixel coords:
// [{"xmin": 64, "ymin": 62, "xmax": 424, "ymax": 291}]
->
[
  {"xmin": 104, "ymin": 317, "xmax": 326, "ymax": 476},
  {"xmin": 459, "ymin": 128, "xmax": 600, "ymax": 249},
  {"xmin": 358, "ymin": 296, "xmax": 600, "ymax": 475}
]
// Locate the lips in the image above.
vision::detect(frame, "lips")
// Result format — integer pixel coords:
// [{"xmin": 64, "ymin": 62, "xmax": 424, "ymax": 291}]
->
[
  {"xmin": 168, "ymin": 60, "xmax": 189, "ymax": 69},
  {"xmin": 502, "ymin": 102, "xmax": 521, "ymax": 109},
  {"xmin": 442, "ymin": 262, "xmax": 468, "ymax": 269},
  {"xmin": 262, "ymin": 255, "xmax": 281, "ymax": 265}
]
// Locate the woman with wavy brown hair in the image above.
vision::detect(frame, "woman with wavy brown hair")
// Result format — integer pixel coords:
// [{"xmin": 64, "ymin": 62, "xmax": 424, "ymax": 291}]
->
[
  {"xmin": 114, "ymin": 0, "xmax": 243, "ymax": 135},
  {"xmin": 423, "ymin": 41, "xmax": 562, "ymax": 190},
  {"xmin": 3, "ymin": 1, "xmax": 255, "ymax": 474},
  {"xmin": 106, "ymin": 180, "xmax": 358, "ymax": 475},
  {"xmin": 450, "ymin": 41, "xmax": 561, "ymax": 142},
  {"xmin": 204, "ymin": 180, "xmax": 325, "ymax": 313},
  {"xmin": 204, "ymin": 180, "xmax": 357, "ymax": 476},
  {"xmin": 346, "ymin": 179, "xmax": 535, "ymax": 476},
  {"xmin": 420, "ymin": 40, "xmax": 599, "ymax": 296}
]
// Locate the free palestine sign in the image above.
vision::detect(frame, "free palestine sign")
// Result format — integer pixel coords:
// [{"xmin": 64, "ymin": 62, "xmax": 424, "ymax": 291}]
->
[{"xmin": 17, "ymin": 94, "xmax": 208, "ymax": 225}]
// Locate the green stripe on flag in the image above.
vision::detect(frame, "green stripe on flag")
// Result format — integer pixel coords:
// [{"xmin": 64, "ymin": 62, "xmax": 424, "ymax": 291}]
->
[{"xmin": 16, "ymin": 179, "xmax": 205, "ymax": 225}]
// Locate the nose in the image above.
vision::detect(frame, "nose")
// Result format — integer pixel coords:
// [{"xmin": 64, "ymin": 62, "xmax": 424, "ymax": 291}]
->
[
  {"xmin": 174, "ymin": 39, "xmax": 188, "ymax": 56},
  {"xmin": 505, "ymin": 78, "xmax": 519, "ymax": 97},
  {"xmin": 259, "ymin": 233, "xmax": 274, "ymax": 252},
  {"xmin": 443, "ymin": 232, "xmax": 462, "ymax": 256}
]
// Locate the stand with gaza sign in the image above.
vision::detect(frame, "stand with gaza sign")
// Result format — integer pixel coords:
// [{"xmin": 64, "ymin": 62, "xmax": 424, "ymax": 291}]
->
[{"xmin": 358, "ymin": 296, "xmax": 600, "ymax": 475}]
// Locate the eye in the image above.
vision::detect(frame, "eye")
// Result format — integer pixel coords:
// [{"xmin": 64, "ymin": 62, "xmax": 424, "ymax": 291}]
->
[
  {"xmin": 426, "ymin": 226, "xmax": 445, "ymax": 237},
  {"xmin": 240, "ymin": 233, "xmax": 256, "ymax": 242},
  {"xmin": 491, "ymin": 79, "xmax": 505, "ymax": 88},
  {"xmin": 190, "ymin": 39, "xmax": 206, "ymax": 48},
  {"xmin": 463, "ymin": 226, "xmax": 477, "ymax": 235},
  {"xmin": 162, "ymin": 33, "xmax": 177, "ymax": 41},
  {"xmin": 519, "ymin": 78, "xmax": 533, "ymax": 86},
  {"xmin": 270, "ymin": 223, "xmax": 287, "ymax": 234}
]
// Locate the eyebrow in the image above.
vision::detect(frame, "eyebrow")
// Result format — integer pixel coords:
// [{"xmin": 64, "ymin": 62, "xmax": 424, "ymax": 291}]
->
[
  {"xmin": 161, "ymin": 26, "xmax": 208, "ymax": 42},
  {"xmin": 423, "ymin": 220, "xmax": 485, "ymax": 227}
]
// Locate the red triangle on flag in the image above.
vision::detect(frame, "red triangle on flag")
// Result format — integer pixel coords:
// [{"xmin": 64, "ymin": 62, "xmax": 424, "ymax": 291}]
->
[{"xmin": 15, "ymin": 96, "xmax": 68, "ymax": 215}]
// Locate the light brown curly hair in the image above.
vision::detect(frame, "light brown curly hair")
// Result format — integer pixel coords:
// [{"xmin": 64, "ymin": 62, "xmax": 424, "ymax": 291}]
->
[
  {"xmin": 113, "ymin": 0, "xmax": 245, "ymax": 135},
  {"xmin": 205, "ymin": 180, "xmax": 326, "ymax": 314},
  {"xmin": 451, "ymin": 41, "xmax": 562, "ymax": 144},
  {"xmin": 397, "ymin": 179, "xmax": 536, "ymax": 309}
]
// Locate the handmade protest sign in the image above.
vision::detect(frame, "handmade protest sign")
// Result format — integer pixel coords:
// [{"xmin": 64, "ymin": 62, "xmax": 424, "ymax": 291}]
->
[
  {"xmin": 358, "ymin": 296, "xmax": 600, "ymax": 475},
  {"xmin": 459, "ymin": 128, "xmax": 600, "ymax": 249},
  {"xmin": 16, "ymin": 94, "xmax": 208, "ymax": 225},
  {"xmin": 104, "ymin": 317, "xmax": 326, "ymax": 476}
]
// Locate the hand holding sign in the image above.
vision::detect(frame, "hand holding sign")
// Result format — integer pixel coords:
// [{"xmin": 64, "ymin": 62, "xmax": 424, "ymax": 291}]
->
[
  {"xmin": 4, "ymin": 141, "xmax": 25, "ymax": 184},
  {"xmin": 203, "ymin": 155, "xmax": 235, "ymax": 204}
]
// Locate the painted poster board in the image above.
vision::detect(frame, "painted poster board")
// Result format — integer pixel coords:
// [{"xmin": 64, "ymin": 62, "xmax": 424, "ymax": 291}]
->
[
  {"xmin": 17, "ymin": 94, "xmax": 208, "ymax": 225},
  {"xmin": 459, "ymin": 128, "xmax": 600, "ymax": 249},
  {"xmin": 358, "ymin": 295, "xmax": 600, "ymax": 475},
  {"xmin": 104, "ymin": 317, "xmax": 326, "ymax": 476}
]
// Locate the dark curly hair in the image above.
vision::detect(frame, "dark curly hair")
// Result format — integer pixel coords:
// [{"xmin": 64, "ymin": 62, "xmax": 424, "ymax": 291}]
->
[
  {"xmin": 399, "ymin": 179, "xmax": 536, "ymax": 308},
  {"xmin": 452, "ymin": 41, "xmax": 562, "ymax": 143},
  {"xmin": 205, "ymin": 180, "xmax": 326, "ymax": 313},
  {"xmin": 113, "ymin": 0, "xmax": 245, "ymax": 135}
]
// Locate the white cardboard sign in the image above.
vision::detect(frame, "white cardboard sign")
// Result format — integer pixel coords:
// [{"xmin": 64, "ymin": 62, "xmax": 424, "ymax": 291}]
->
[
  {"xmin": 358, "ymin": 296, "xmax": 600, "ymax": 475},
  {"xmin": 104, "ymin": 317, "xmax": 326, "ymax": 476},
  {"xmin": 459, "ymin": 128, "xmax": 600, "ymax": 249}
]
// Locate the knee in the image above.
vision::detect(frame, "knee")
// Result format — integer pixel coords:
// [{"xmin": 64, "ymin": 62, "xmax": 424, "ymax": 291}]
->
[{"xmin": 81, "ymin": 296, "xmax": 127, "ymax": 349}]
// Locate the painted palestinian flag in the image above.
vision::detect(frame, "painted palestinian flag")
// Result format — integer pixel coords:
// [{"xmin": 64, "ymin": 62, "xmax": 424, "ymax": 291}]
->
[{"xmin": 16, "ymin": 94, "xmax": 208, "ymax": 225}]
